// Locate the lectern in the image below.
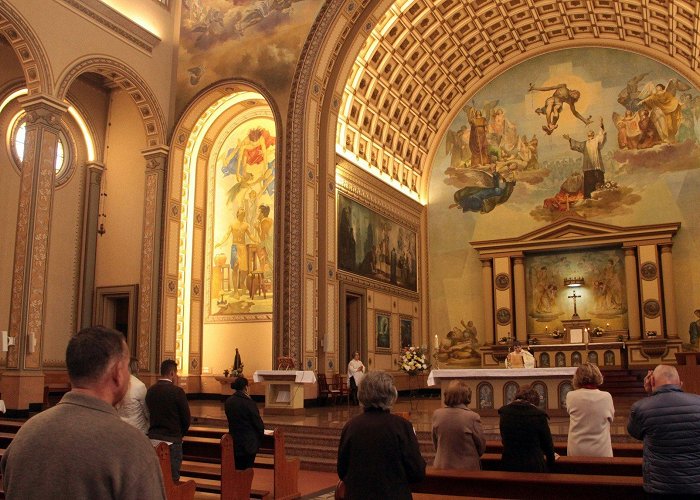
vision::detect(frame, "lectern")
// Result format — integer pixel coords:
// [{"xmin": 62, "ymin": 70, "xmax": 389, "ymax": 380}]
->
[
  {"xmin": 253, "ymin": 370, "xmax": 316, "ymax": 415},
  {"xmin": 675, "ymin": 352, "xmax": 700, "ymax": 395}
]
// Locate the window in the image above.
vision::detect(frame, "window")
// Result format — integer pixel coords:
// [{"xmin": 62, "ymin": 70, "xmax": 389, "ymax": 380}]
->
[{"xmin": 9, "ymin": 113, "xmax": 71, "ymax": 182}]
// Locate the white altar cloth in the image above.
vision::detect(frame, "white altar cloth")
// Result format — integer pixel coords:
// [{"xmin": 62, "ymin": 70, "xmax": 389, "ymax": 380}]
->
[
  {"xmin": 253, "ymin": 370, "xmax": 316, "ymax": 384},
  {"xmin": 427, "ymin": 367, "xmax": 577, "ymax": 386}
]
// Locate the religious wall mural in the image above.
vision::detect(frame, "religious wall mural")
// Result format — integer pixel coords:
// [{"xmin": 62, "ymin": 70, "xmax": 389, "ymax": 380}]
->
[
  {"xmin": 338, "ymin": 193, "xmax": 417, "ymax": 292},
  {"xmin": 177, "ymin": 0, "xmax": 323, "ymax": 114},
  {"xmin": 435, "ymin": 319, "xmax": 481, "ymax": 367},
  {"xmin": 524, "ymin": 248, "xmax": 627, "ymax": 334},
  {"xmin": 429, "ymin": 47, "xmax": 700, "ymax": 350},
  {"xmin": 206, "ymin": 117, "xmax": 275, "ymax": 320}
]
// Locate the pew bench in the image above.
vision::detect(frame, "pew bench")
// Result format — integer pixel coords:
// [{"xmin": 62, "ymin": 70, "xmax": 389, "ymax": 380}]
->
[
  {"xmin": 411, "ymin": 467, "xmax": 644, "ymax": 499},
  {"xmin": 154, "ymin": 442, "xmax": 197, "ymax": 500},
  {"xmin": 478, "ymin": 453, "xmax": 643, "ymax": 476},
  {"xmin": 483, "ymin": 440, "xmax": 643, "ymax": 457}
]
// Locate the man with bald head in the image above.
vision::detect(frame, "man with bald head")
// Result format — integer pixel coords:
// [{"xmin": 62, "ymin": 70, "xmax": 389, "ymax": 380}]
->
[
  {"xmin": 1, "ymin": 326, "xmax": 166, "ymax": 500},
  {"xmin": 627, "ymin": 364, "xmax": 700, "ymax": 495}
]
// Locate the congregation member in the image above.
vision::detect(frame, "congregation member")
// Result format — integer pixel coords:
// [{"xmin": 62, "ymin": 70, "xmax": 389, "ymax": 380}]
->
[
  {"xmin": 627, "ymin": 364, "xmax": 700, "ymax": 496},
  {"xmin": 431, "ymin": 379, "xmax": 486, "ymax": 470},
  {"xmin": 566, "ymin": 362, "xmax": 614, "ymax": 457},
  {"xmin": 498, "ymin": 386, "xmax": 556, "ymax": 472},
  {"xmin": 147, "ymin": 359, "xmax": 191, "ymax": 481},
  {"xmin": 1, "ymin": 326, "xmax": 165, "ymax": 500},
  {"xmin": 116, "ymin": 357, "xmax": 150, "ymax": 434},
  {"xmin": 225, "ymin": 376, "xmax": 265, "ymax": 469},
  {"xmin": 337, "ymin": 371, "xmax": 426, "ymax": 499},
  {"xmin": 347, "ymin": 351, "xmax": 365, "ymax": 405}
]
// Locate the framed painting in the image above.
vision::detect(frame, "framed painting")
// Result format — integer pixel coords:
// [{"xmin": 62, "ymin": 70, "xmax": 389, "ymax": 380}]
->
[
  {"xmin": 375, "ymin": 312, "xmax": 391, "ymax": 350},
  {"xmin": 400, "ymin": 317, "xmax": 413, "ymax": 348}
]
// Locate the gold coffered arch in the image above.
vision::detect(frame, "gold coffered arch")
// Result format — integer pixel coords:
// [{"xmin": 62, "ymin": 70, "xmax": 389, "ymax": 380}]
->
[
  {"xmin": 336, "ymin": 0, "xmax": 700, "ymax": 202},
  {"xmin": 284, "ymin": 0, "xmax": 700, "ymax": 366}
]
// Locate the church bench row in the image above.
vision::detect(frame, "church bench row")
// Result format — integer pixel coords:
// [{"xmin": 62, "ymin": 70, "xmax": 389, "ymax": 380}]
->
[
  {"xmin": 480, "ymin": 454, "xmax": 642, "ymax": 476},
  {"xmin": 483, "ymin": 439, "xmax": 643, "ymax": 457},
  {"xmin": 410, "ymin": 467, "xmax": 644, "ymax": 499}
]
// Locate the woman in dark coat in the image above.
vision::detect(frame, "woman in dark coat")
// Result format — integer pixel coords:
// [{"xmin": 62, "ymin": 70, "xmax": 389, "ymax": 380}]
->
[
  {"xmin": 224, "ymin": 377, "xmax": 265, "ymax": 470},
  {"xmin": 337, "ymin": 371, "xmax": 426, "ymax": 499},
  {"xmin": 498, "ymin": 386, "xmax": 556, "ymax": 472}
]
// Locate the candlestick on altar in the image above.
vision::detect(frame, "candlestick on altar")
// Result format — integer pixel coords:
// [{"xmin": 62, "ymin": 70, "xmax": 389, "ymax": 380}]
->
[{"xmin": 434, "ymin": 334, "xmax": 439, "ymax": 349}]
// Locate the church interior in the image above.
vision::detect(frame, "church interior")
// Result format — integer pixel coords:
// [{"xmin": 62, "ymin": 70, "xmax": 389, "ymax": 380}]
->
[{"xmin": 2, "ymin": 0, "xmax": 700, "ymax": 496}]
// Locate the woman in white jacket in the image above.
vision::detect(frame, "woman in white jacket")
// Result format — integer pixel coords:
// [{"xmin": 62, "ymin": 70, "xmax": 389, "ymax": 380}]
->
[{"xmin": 566, "ymin": 362, "xmax": 614, "ymax": 457}]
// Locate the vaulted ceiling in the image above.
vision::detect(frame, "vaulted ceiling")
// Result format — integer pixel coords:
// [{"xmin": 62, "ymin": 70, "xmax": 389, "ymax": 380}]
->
[{"xmin": 336, "ymin": 0, "xmax": 700, "ymax": 202}]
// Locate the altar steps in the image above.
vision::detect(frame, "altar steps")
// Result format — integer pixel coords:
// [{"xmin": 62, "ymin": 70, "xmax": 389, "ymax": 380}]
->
[{"xmin": 601, "ymin": 369, "xmax": 648, "ymax": 398}]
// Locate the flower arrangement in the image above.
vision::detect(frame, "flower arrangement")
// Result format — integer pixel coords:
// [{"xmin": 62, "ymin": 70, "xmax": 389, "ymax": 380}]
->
[
  {"xmin": 400, "ymin": 346, "xmax": 428, "ymax": 375},
  {"xmin": 550, "ymin": 328, "xmax": 564, "ymax": 339},
  {"xmin": 591, "ymin": 326, "xmax": 604, "ymax": 337}
]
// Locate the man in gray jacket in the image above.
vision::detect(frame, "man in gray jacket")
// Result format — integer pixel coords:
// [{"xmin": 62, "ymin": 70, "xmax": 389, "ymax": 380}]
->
[
  {"xmin": 627, "ymin": 364, "xmax": 700, "ymax": 495},
  {"xmin": 1, "ymin": 326, "xmax": 166, "ymax": 500}
]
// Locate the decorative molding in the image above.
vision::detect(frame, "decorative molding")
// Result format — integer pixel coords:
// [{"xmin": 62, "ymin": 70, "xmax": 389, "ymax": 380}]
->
[
  {"xmin": 494, "ymin": 273, "xmax": 510, "ymax": 291},
  {"xmin": 643, "ymin": 299, "xmax": 661, "ymax": 319},
  {"xmin": 57, "ymin": 0, "xmax": 161, "ymax": 54},
  {"xmin": 336, "ymin": 270, "xmax": 419, "ymax": 301},
  {"xmin": 640, "ymin": 261, "xmax": 658, "ymax": 281}
]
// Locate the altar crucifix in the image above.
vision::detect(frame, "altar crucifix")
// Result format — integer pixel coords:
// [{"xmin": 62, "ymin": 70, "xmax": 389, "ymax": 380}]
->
[{"xmin": 568, "ymin": 289, "xmax": 581, "ymax": 319}]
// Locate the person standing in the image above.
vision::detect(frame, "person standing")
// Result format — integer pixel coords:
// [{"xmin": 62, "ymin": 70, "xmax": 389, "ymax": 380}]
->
[
  {"xmin": 347, "ymin": 351, "xmax": 365, "ymax": 405},
  {"xmin": 563, "ymin": 118, "xmax": 606, "ymax": 199},
  {"xmin": 432, "ymin": 380, "xmax": 486, "ymax": 470},
  {"xmin": 116, "ymin": 357, "xmax": 150, "ymax": 434},
  {"xmin": 499, "ymin": 386, "xmax": 556, "ymax": 472},
  {"xmin": 566, "ymin": 363, "xmax": 614, "ymax": 457},
  {"xmin": 337, "ymin": 371, "xmax": 425, "ymax": 499},
  {"xmin": 1, "ymin": 326, "xmax": 165, "ymax": 500},
  {"xmin": 627, "ymin": 364, "xmax": 700, "ymax": 495},
  {"xmin": 225, "ymin": 377, "xmax": 265, "ymax": 470},
  {"xmin": 147, "ymin": 359, "xmax": 191, "ymax": 481},
  {"xmin": 506, "ymin": 341, "xmax": 535, "ymax": 369}
]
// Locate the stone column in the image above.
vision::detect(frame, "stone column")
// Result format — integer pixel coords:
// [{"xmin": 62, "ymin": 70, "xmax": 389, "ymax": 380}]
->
[
  {"xmin": 623, "ymin": 246, "xmax": 641, "ymax": 340},
  {"xmin": 137, "ymin": 146, "xmax": 168, "ymax": 373},
  {"xmin": 79, "ymin": 162, "xmax": 105, "ymax": 328},
  {"xmin": 2, "ymin": 94, "xmax": 67, "ymax": 412},
  {"xmin": 481, "ymin": 258, "xmax": 495, "ymax": 344},
  {"xmin": 513, "ymin": 256, "xmax": 527, "ymax": 342},
  {"xmin": 659, "ymin": 243, "xmax": 676, "ymax": 338}
]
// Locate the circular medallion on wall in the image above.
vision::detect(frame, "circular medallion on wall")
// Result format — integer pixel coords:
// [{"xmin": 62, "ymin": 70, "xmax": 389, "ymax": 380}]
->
[
  {"xmin": 643, "ymin": 299, "xmax": 661, "ymax": 318},
  {"xmin": 640, "ymin": 261, "xmax": 658, "ymax": 281},
  {"xmin": 494, "ymin": 273, "xmax": 510, "ymax": 291},
  {"xmin": 496, "ymin": 307, "xmax": 512, "ymax": 325}
]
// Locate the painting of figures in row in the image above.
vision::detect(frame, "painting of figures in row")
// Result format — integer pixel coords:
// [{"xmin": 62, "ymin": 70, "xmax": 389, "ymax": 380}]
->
[
  {"xmin": 206, "ymin": 116, "xmax": 275, "ymax": 320},
  {"xmin": 429, "ymin": 47, "xmax": 700, "ymax": 352},
  {"xmin": 338, "ymin": 193, "xmax": 417, "ymax": 292},
  {"xmin": 525, "ymin": 249, "xmax": 628, "ymax": 334}
]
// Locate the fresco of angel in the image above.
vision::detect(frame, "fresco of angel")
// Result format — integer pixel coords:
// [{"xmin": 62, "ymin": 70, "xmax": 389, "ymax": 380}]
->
[
  {"xmin": 449, "ymin": 166, "xmax": 515, "ymax": 214},
  {"xmin": 528, "ymin": 82, "xmax": 593, "ymax": 135},
  {"xmin": 637, "ymin": 78, "xmax": 690, "ymax": 143},
  {"xmin": 463, "ymin": 99, "xmax": 499, "ymax": 167}
]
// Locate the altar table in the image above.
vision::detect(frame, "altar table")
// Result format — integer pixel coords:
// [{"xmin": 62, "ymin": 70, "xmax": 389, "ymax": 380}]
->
[
  {"xmin": 253, "ymin": 370, "xmax": 316, "ymax": 415},
  {"xmin": 427, "ymin": 367, "xmax": 577, "ymax": 415}
]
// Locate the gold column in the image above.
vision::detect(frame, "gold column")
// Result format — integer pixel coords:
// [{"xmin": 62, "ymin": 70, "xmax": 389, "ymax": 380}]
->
[
  {"xmin": 623, "ymin": 246, "xmax": 641, "ymax": 340},
  {"xmin": 481, "ymin": 258, "xmax": 494, "ymax": 344},
  {"xmin": 79, "ymin": 161, "xmax": 105, "ymax": 329},
  {"xmin": 513, "ymin": 256, "xmax": 527, "ymax": 342},
  {"xmin": 2, "ymin": 94, "xmax": 67, "ymax": 412},
  {"xmin": 139, "ymin": 146, "xmax": 168, "ymax": 373},
  {"xmin": 659, "ymin": 243, "xmax": 677, "ymax": 338}
]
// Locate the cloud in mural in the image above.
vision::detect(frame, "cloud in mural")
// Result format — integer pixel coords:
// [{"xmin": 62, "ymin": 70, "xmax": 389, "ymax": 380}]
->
[
  {"xmin": 530, "ymin": 184, "xmax": 642, "ymax": 222},
  {"xmin": 615, "ymin": 140, "xmax": 700, "ymax": 174}
]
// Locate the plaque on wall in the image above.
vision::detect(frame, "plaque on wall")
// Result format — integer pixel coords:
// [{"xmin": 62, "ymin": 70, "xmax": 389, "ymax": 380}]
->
[
  {"xmin": 496, "ymin": 307, "xmax": 511, "ymax": 325},
  {"xmin": 643, "ymin": 299, "xmax": 661, "ymax": 318},
  {"xmin": 494, "ymin": 273, "xmax": 510, "ymax": 291},
  {"xmin": 640, "ymin": 261, "xmax": 658, "ymax": 281}
]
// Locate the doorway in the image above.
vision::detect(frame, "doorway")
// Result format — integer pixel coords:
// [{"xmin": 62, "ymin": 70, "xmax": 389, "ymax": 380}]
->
[
  {"xmin": 95, "ymin": 285, "xmax": 139, "ymax": 355},
  {"xmin": 340, "ymin": 284, "xmax": 367, "ymax": 371}
]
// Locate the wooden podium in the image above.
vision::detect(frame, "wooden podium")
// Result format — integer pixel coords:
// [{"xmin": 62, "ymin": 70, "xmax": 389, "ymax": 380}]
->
[
  {"xmin": 675, "ymin": 352, "xmax": 700, "ymax": 395},
  {"xmin": 253, "ymin": 370, "xmax": 316, "ymax": 415}
]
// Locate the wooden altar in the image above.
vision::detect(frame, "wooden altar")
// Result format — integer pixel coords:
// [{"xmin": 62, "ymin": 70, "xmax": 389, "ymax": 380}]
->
[
  {"xmin": 427, "ymin": 367, "xmax": 577, "ymax": 416},
  {"xmin": 252, "ymin": 370, "xmax": 316, "ymax": 415}
]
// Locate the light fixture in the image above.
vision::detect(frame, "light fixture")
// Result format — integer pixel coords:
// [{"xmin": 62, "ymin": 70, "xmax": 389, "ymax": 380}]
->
[{"xmin": 564, "ymin": 276, "xmax": 584, "ymax": 287}]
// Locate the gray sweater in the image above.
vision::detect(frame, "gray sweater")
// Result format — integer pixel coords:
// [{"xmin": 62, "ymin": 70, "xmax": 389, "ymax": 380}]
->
[{"xmin": 1, "ymin": 391, "xmax": 166, "ymax": 500}]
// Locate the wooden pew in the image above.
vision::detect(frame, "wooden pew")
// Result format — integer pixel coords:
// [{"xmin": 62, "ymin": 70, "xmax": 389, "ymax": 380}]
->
[
  {"xmin": 154, "ymin": 442, "xmax": 197, "ymax": 500},
  {"xmin": 478, "ymin": 453, "xmax": 642, "ymax": 476},
  {"xmin": 483, "ymin": 439, "xmax": 643, "ymax": 457},
  {"xmin": 411, "ymin": 467, "xmax": 644, "ymax": 499},
  {"xmin": 42, "ymin": 383, "xmax": 71, "ymax": 409},
  {"xmin": 220, "ymin": 433, "xmax": 256, "ymax": 500}
]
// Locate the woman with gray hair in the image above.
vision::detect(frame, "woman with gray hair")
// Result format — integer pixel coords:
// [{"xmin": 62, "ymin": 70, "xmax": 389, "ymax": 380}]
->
[
  {"xmin": 431, "ymin": 380, "xmax": 486, "ymax": 469},
  {"xmin": 566, "ymin": 362, "xmax": 614, "ymax": 457},
  {"xmin": 337, "ymin": 371, "xmax": 425, "ymax": 499}
]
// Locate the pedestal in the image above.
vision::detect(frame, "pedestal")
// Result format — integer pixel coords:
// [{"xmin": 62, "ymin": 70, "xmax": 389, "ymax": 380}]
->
[{"xmin": 253, "ymin": 370, "xmax": 316, "ymax": 415}]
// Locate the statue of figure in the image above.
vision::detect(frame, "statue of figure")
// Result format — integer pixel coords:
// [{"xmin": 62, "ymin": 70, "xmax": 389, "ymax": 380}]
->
[
  {"xmin": 689, "ymin": 309, "xmax": 700, "ymax": 348},
  {"xmin": 233, "ymin": 348, "xmax": 243, "ymax": 373}
]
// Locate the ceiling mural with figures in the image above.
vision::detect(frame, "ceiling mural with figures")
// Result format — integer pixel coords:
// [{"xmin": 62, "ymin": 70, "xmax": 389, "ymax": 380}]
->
[{"xmin": 427, "ymin": 47, "xmax": 700, "ymax": 354}]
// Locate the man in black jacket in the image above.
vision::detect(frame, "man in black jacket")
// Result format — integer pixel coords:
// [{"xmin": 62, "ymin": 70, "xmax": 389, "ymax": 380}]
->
[
  {"xmin": 146, "ymin": 359, "xmax": 191, "ymax": 481},
  {"xmin": 225, "ymin": 377, "xmax": 265, "ymax": 469},
  {"xmin": 628, "ymin": 364, "xmax": 700, "ymax": 495}
]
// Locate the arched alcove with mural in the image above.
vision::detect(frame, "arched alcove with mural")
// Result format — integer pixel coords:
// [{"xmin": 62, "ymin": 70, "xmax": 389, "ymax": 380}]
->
[{"xmin": 163, "ymin": 80, "xmax": 281, "ymax": 392}]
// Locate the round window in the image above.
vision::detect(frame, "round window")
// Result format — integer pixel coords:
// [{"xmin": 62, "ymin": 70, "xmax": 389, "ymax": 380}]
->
[{"xmin": 10, "ymin": 114, "xmax": 71, "ymax": 180}]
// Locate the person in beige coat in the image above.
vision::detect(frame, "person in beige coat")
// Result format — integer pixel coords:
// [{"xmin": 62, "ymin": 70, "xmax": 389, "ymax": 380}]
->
[
  {"xmin": 566, "ymin": 362, "xmax": 615, "ymax": 457},
  {"xmin": 431, "ymin": 380, "xmax": 487, "ymax": 469}
]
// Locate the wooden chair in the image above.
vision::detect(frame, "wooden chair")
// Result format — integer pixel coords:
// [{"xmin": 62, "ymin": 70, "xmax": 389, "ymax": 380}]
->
[
  {"xmin": 154, "ymin": 442, "xmax": 197, "ymax": 500},
  {"xmin": 332, "ymin": 374, "xmax": 349, "ymax": 404},
  {"xmin": 220, "ymin": 433, "xmax": 255, "ymax": 500},
  {"xmin": 276, "ymin": 356, "xmax": 295, "ymax": 370},
  {"xmin": 317, "ymin": 374, "xmax": 340, "ymax": 405}
]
